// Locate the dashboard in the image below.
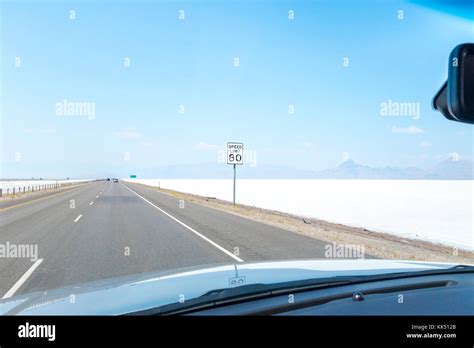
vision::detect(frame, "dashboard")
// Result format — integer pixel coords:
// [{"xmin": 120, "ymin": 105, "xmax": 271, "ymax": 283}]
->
[{"xmin": 187, "ymin": 273, "xmax": 474, "ymax": 315}]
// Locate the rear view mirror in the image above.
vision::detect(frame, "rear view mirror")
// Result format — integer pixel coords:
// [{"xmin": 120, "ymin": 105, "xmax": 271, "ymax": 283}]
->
[{"xmin": 434, "ymin": 43, "xmax": 474, "ymax": 124}]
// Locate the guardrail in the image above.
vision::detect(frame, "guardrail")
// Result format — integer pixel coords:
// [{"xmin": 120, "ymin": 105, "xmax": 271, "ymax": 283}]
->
[{"xmin": 0, "ymin": 182, "xmax": 84, "ymax": 198}]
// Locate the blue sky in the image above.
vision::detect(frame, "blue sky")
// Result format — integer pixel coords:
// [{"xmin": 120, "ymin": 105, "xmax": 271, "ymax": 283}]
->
[{"xmin": 1, "ymin": 0, "xmax": 473, "ymax": 178}]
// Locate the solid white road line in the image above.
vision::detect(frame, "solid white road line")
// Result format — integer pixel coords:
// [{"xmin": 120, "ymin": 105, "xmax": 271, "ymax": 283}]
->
[
  {"xmin": 74, "ymin": 214, "xmax": 82, "ymax": 222},
  {"xmin": 122, "ymin": 184, "xmax": 244, "ymax": 263},
  {"xmin": 90, "ymin": 201, "xmax": 94, "ymax": 205},
  {"xmin": 2, "ymin": 259, "xmax": 44, "ymax": 299}
]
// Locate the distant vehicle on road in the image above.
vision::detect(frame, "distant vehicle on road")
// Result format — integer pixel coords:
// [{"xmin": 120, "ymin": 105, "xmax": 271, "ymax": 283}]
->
[{"xmin": 113, "ymin": 179, "xmax": 118, "ymax": 183}]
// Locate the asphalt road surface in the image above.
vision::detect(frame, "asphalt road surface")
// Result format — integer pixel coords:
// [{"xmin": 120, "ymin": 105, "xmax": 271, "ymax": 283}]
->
[{"xmin": 0, "ymin": 180, "xmax": 353, "ymax": 298}]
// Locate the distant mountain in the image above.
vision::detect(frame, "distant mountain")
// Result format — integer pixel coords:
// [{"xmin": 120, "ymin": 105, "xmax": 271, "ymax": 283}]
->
[
  {"xmin": 313, "ymin": 159, "xmax": 423, "ymax": 179},
  {"xmin": 424, "ymin": 159, "xmax": 474, "ymax": 180},
  {"xmin": 128, "ymin": 159, "xmax": 473, "ymax": 180},
  {"xmin": 132, "ymin": 164, "xmax": 316, "ymax": 179},
  {"xmin": 313, "ymin": 159, "xmax": 472, "ymax": 180},
  {"xmin": 6, "ymin": 158, "xmax": 469, "ymax": 180}
]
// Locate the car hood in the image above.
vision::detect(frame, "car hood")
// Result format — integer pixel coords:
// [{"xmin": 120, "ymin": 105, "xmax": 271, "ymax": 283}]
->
[{"xmin": 0, "ymin": 259, "xmax": 462, "ymax": 315}]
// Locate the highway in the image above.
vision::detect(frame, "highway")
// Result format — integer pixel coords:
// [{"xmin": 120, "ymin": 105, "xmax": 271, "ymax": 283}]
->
[{"xmin": 0, "ymin": 180, "xmax": 348, "ymax": 298}]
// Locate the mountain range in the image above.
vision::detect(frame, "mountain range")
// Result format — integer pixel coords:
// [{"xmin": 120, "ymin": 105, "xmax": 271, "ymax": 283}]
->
[{"xmin": 129, "ymin": 159, "xmax": 473, "ymax": 180}]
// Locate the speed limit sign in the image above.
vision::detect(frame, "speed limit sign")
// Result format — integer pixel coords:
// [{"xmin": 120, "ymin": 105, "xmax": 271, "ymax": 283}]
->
[
  {"xmin": 227, "ymin": 142, "xmax": 243, "ymax": 206},
  {"xmin": 227, "ymin": 142, "xmax": 244, "ymax": 165}
]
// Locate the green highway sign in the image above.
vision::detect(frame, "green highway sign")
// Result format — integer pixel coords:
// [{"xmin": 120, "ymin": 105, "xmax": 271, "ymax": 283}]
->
[{"xmin": 130, "ymin": 175, "xmax": 137, "ymax": 179}]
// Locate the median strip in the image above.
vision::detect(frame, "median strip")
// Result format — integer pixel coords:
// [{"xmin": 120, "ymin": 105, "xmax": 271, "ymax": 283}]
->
[
  {"xmin": 122, "ymin": 184, "xmax": 243, "ymax": 263},
  {"xmin": 0, "ymin": 183, "xmax": 91, "ymax": 212}
]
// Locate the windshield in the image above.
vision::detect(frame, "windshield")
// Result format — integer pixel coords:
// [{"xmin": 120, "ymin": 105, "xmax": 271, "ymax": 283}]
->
[{"xmin": 0, "ymin": 0, "xmax": 473, "ymax": 310}]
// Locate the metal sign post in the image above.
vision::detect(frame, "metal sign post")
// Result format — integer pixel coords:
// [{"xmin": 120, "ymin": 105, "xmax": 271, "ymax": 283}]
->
[
  {"xmin": 227, "ymin": 142, "xmax": 244, "ymax": 206},
  {"xmin": 233, "ymin": 164, "xmax": 236, "ymax": 206}
]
